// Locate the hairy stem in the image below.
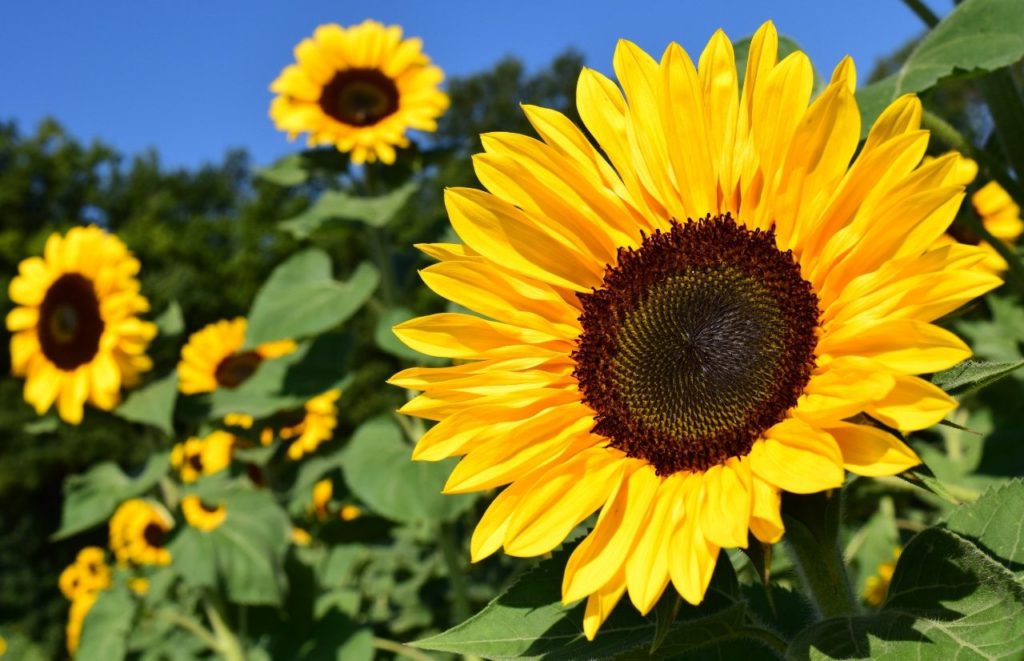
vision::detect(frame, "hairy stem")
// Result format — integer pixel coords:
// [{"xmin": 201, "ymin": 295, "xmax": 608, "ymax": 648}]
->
[
  {"xmin": 372, "ymin": 637, "xmax": 436, "ymax": 661},
  {"xmin": 782, "ymin": 491, "xmax": 857, "ymax": 619}
]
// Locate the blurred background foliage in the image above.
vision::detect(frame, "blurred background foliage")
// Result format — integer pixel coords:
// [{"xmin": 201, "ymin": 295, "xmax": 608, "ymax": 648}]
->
[{"xmin": 0, "ymin": 50, "xmax": 583, "ymax": 657}]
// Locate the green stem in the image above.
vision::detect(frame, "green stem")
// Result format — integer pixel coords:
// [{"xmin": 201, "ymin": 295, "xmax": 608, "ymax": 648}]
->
[
  {"xmin": 438, "ymin": 523, "xmax": 472, "ymax": 625},
  {"xmin": 900, "ymin": 0, "xmax": 940, "ymax": 27},
  {"xmin": 979, "ymin": 68, "xmax": 1024, "ymax": 196},
  {"xmin": 203, "ymin": 594, "xmax": 246, "ymax": 661},
  {"xmin": 368, "ymin": 227, "xmax": 399, "ymax": 306},
  {"xmin": 154, "ymin": 609, "xmax": 221, "ymax": 652},
  {"xmin": 782, "ymin": 491, "xmax": 857, "ymax": 619},
  {"xmin": 372, "ymin": 637, "xmax": 436, "ymax": 661},
  {"xmin": 736, "ymin": 626, "xmax": 789, "ymax": 656}
]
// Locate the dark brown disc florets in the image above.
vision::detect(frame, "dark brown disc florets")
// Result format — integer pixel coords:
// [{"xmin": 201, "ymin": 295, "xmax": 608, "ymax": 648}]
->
[
  {"xmin": 319, "ymin": 68, "xmax": 400, "ymax": 127},
  {"xmin": 573, "ymin": 214, "xmax": 819, "ymax": 476},
  {"xmin": 38, "ymin": 273, "xmax": 104, "ymax": 371}
]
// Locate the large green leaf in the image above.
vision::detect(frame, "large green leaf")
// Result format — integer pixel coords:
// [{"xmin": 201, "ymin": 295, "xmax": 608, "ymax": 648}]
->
[
  {"xmin": 244, "ymin": 249, "xmax": 379, "ymax": 348},
  {"xmin": 209, "ymin": 333, "xmax": 351, "ymax": 419},
  {"xmin": 945, "ymin": 478, "xmax": 1024, "ymax": 580},
  {"xmin": 932, "ymin": 359, "xmax": 1024, "ymax": 397},
  {"xmin": 415, "ymin": 543, "xmax": 779, "ymax": 660},
  {"xmin": 340, "ymin": 416, "xmax": 476, "ymax": 525},
  {"xmin": 788, "ymin": 529, "xmax": 1024, "ymax": 659},
  {"xmin": 856, "ymin": 0, "xmax": 1024, "ymax": 135},
  {"xmin": 114, "ymin": 372, "xmax": 178, "ymax": 435},
  {"xmin": 54, "ymin": 453, "xmax": 170, "ymax": 539},
  {"xmin": 154, "ymin": 301, "xmax": 184, "ymax": 338},
  {"xmin": 76, "ymin": 587, "xmax": 137, "ymax": 661},
  {"xmin": 280, "ymin": 182, "xmax": 418, "ymax": 238},
  {"xmin": 169, "ymin": 482, "xmax": 291, "ymax": 606}
]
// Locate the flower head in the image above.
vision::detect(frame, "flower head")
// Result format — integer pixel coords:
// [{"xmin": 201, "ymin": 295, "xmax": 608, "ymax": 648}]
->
[
  {"xmin": 270, "ymin": 20, "xmax": 449, "ymax": 164},
  {"xmin": 7, "ymin": 226, "xmax": 157, "ymax": 423},
  {"xmin": 58, "ymin": 547, "xmax": 111, "ymax": 601},
  {"xmin": 181, "ymin": 495, "xmax": 227, "ymax": 532},
  {"xmin": 109, "ymin": 499, "xmax": 173, "ymax": 566},
  {"xmin": 177, "ymin": 317, "xmax": 294, "ymax": 395},
  {"xmin": 391, "ymin": 22, "xmax": 999, "ymax": 638},
  {"xmin": 170, "ymin": 430, "xmax": 234, "ymax": 483}
]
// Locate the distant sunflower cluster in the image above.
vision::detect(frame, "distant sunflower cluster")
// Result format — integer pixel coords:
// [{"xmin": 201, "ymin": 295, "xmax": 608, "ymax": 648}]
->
[{"xmin": 58, "ymin": 547, "xmax": 112, "ymax": 655}]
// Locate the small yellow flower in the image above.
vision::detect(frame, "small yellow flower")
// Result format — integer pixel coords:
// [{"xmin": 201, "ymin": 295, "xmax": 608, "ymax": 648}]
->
[
  {"xmin": 864, "ymin": 547, "xmax": 902, "ymax": 607},
  {"xmin": 59, "ymin": 546, "xmax": 112, "ymax": 600},
  {"xmin": 177, "ymin": 317, "xmax": 295, "ymax": 394},
  {"xmin": 66, "ymin": 591, "xmax": 97, "ymax": 655},
  {"xmin": 109, "ymin": 499, "xmax": 173, "ymax": 566},
  {"xmin": 291, "ymin": 527, "xmax": 312, "ymax": 546},
  {"xmin": 227, "ymin": 390, "xmax": 341, "ymax": 460},
  {"xmin": 170, "ymin": 430, "xmax": 234, "ymax": 483},
  {"xmin": 269, "ymin": 20, "xmax": 449, "ymax": 164},
  {"xmin": 7, "ymin": 226, "xmax": 157, "ymax": 423},
  {"xmin": 933, "ymin": 153, "xmax": 1023, "ymax": 274},
  {"xmin": 129, "ymin": 577, "xmax": 149, "ymax": 596},
  {"xmin": 181, "ymin": 495, "xmax": 227, "ymax": 532},
  {"xmin": 311, "ymin": 479, "xmax": 333, "ymax": 520},
  {"xmin": 340, "ymin": 504, "xmax": 362, "ymax": 522}
]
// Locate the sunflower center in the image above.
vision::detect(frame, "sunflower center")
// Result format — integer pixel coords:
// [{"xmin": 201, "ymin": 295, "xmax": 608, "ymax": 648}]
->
[
  {"xmin": 573, "ymin": 215, "xmax": 819, "ymax": 476},
  {"xmin": 215, "ymin": 352, "xmax": 262, "ymax": 389},
  {"xmin": 142, "ymin": 523, "xmax": 166, "ymax": 548},
  {"xmin": 320, "ymin": 68, "xmax": 400, "ymax": 127},
  {"xmin": 187, "ymin": 452, "xmax": 204, "ymax": 473},
  {"xmin": 38, "ymin": 273, "xmax": 104, "ymax": 371},
  {"xmin": 197, "ymin": 500, "xmax": 222, "ymax": 515}
]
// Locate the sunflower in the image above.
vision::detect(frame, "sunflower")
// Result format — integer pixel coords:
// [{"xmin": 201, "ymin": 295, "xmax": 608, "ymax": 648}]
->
[
  {"xmin": 933, "ymin": 153, "xmax": 1023, "ymax": 274},
  {"xmin": 291, "ymin": 527, "xmax": 313, "ymax": 546},
  {"xmin": 227, "ymin": 389, "xmax": 341, "ymax": 460},
  {"xmin": 340, "ymin": 504, "xmax": 362, "ymax": 522},
  {"xmin": 391, "ymin": 22, "xmax": 1001, "ymax": 638},
  {"xmin": 864, "ymin": 547, "xmax": 902, "ymax": 606},
  {"xmin": 177, "ymin": 318, "xmax": 295, "ymax": 395},
  {"xmin": 170, "ymin": 430, "xmax": 234, "ymax": 483},
  {"xmin": 58, "ymin": 547, "xmax": 111, "ymax": 601},
  {"xmin": 269, "ymin": 20, "xmax": 449, "ymax": 164},
  {"xmin": 66, "ymin": 591, "xmax": 97, "ymax": 655},
  {"xmin": 310, "ymin": 478, "xmax": 333, "ymax": 520},
  {"xmin": 7, "ymin": 226, "xmax": 157, "ymax": 424},
  {"xmin": 109, "ymin": 499, "xmax": 173, "ymax": 566},
  {"xmin": 181, "ymin": 495, "xmax": 227, "ymax": 532}
]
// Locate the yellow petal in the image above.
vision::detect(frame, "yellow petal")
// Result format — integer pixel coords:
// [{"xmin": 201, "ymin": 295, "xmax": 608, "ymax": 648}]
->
[
  {"xmin": 819, "ymin": 319, "xmax": 970, "ymax": 374},
  {"xmin": 583, "ymin": 569, "xmax": 627, "ymax": 641},
  {"xmin": 626, "ymin": 475, "xmax": 682, "ymax": 615},
  {"xmin": 748, "ymin": 418, "xmax": 844, "ymax": 493},
  {"xmin": 826, "ymin": 422, "xmax": 920, "ymax": 476},
  {"xmin": 699, "ymin": 460, "xmax": 751, "ymax": 549},
  {"xmin": 393, "ymin": 312, "xmax": 566, "ymax": 360},
  {"xmin": 749, "ymin": 474, "xmax": 784, "ymax": 544},
  {"xmin": 867, "ymin": 375, "xmax": 956, "ymax": 432}
]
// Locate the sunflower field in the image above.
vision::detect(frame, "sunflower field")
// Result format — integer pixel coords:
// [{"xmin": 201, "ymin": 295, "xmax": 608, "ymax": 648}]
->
[{"xmin": 3, "ymin": 1, "xmax": 1024, "ymax": 659}]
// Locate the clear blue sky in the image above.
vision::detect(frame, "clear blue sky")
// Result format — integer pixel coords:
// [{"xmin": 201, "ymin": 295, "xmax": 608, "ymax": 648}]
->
[{"xmin": 0, "ymin": 1, "xmax": 944, "ymax": 170}]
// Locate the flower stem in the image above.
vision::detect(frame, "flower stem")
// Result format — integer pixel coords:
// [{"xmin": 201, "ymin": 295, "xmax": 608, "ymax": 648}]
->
[
  {"xmin": 900, "ymin": 0, "xmax": 940, "ymax": 27},
  {"xmin": 155, "ymin": 609, "xmax": 221, "ymax": 652},
  {"xmin": 372, "ymin": 637, "xmax": 436, "ymax": 661},
  {"xmin": 203, "ymin": 593, "xmax": 247, "ymax": 661},
  {"xmin": 781, "ymin": 491, "xmax": 857, "ymax": 619},
  {"xmin": 736, "ymin": 626, "xmax": 789, "ymax": 656},
  {"xmin": 438, "ymin": 522, "xmax": 472, "ymax": 625},
  {"xmin": 979, "ymin": 68, "xmax": 1024, "ymax": 201}
]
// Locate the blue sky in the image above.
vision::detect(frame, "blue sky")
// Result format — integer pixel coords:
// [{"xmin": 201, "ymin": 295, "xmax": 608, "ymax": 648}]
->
[{"xmin": 0, "ymin": 1, "xmax": 943, "ymax": 169}]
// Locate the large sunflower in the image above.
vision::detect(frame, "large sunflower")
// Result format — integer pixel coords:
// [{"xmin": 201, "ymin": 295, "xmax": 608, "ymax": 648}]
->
[
  {"xmin": 270, "ymin": 20, "xmax": 449, "ymax": 164},
  {"xmin": 177, "ymin": 318, "xmax": 294, "ymax": 395},
  {"xmin": 7, "ymin": 226, "xmax": 157, "ymax": 424},
  {"xmin": 391, "ymin": 22, "xmax": 1001, "ymax": 638}
]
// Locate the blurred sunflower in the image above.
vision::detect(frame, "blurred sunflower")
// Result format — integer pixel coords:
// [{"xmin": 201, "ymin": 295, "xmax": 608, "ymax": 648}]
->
[
  {"xmin": 933, "ymin": 153, "xmax": 1023, "ymax": 274},
  {"xmin": 864, "ymin": 547, "xmax": 902, "ymax": 606},
  {"xmin": 311, "ymin": 478, "xmax": 333, "ymax": 520},
  {"xmin": 391, "ymin": 22, "xmax": 1000, "ymax": 638},
  {"xmin": 340, "ymin": 504, "xmax": 362, "ymax": 522},
  {"xmin": 109, "ymin": 499, "xmax": 173, "ymax": 566},
  {"xmin": 170, "ymin": 430, "xmax": 235, "ymax": 483},
  {"xmin": 58, "ymin": 547, "xmax": 111, "ymax": 601},
  {"xmin": 7, "ymin": 226, "xmax": 157, "ymax": 423},
  {"xmin": 66, "ymin": 591, "xmax": 97, "ymax": 655},
  {"xmin": 291, "ymin": 527, "xmax": 313, "ymax": 546},
  {"xmin": 177, "ymin": 317, "xmax": 294, "ymax": 394},
  {"xmin": 269, "ymin": 20, "xmax": 449, "ymax": 164},
  {"xmin": 181, "ymin": 495, "xmax": 227, "ymax": 532},
  {"xmin": 227, "ymin": 389, "xmax": 340, "ymax": 460}
]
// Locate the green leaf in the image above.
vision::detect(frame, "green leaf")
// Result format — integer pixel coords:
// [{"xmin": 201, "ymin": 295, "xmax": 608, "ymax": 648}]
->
[
  {"xmin": 114, "ymin": 372, "xmax": 178, "ymax": 435},
  {"xmin": 957, "ymin": 295, "xmax": 1024, "ymax": 362},
  {"xmin": 54, "ymin": 453, "xmax": 170, "ymax": 540},
  {"xmin": 209, "ymin": 333, "xmax": 351, "ymax": 419},
  {"xmin": 340, "ymin": 416, "xmax": 476, "ymax": 524},
  {"xmin": 414, "ymin": 543, "xmax": 779, "ymax": 660},
  {"xmin": 76, "ymin": 587, "xmax": 137, "ymax": 661},
  {"xmin": 23, "ymin": 413, "xmax": 59, "ymax": 434},
  {"xmin": 944, "ymin": 478, "xmax": 1024, "ymax": 580},
  {"xmin": 169, "ymin": 482, "xmax": 291, "ymax": 605},
  {"xmin": 932, "ymin": 359, "xmax": 1024, "ymax": 397},
  {"xmin": 154, "ymin": 301, "xmax": 184, "ymax": 338},
  {"xmin": 787, "ymin": 527, "xmax": 1024, "ymax": 660},
  {"xmin": 856, "ymin": 0, "xmax": 1024, "ymax": 136},
  {"xmin": 280, "ymin": 182, "xmax": 418, "ymax": 238},
  {"xmin": 244, "ymin": 249, "xmax": 379, "ymax": 347},
  {"xmin": 257, "ymin": 153, "xmax": 310, "ymax": 186},
  {"xmin": 897, "ymin": 463, "xmax": 962, "ymax": 506}
]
